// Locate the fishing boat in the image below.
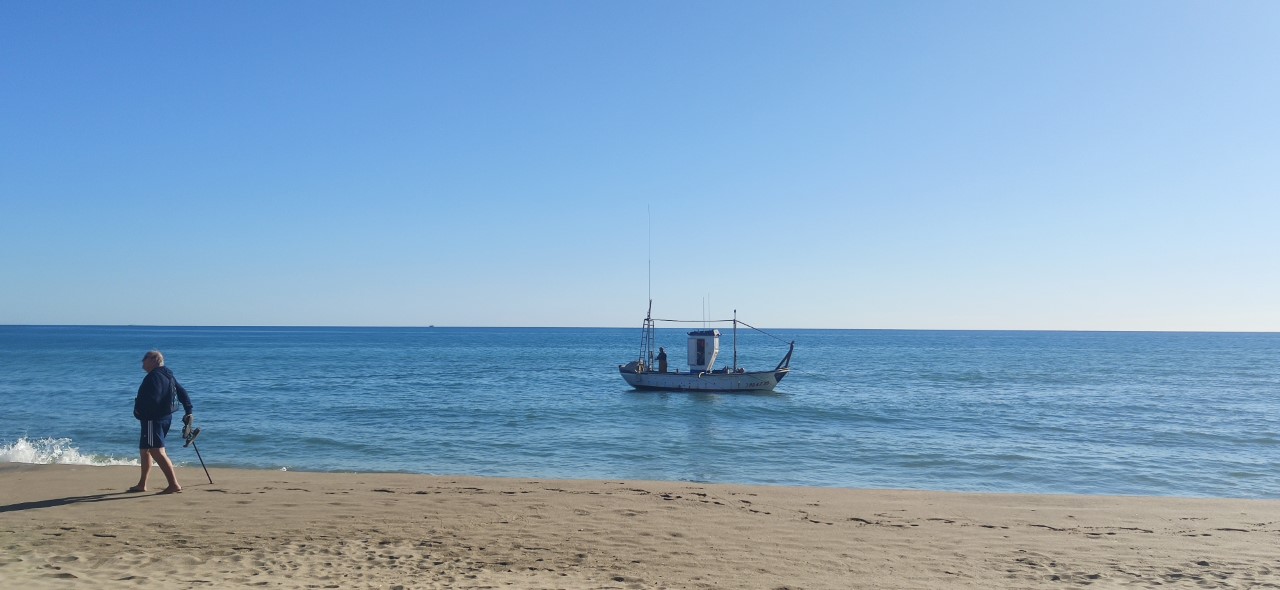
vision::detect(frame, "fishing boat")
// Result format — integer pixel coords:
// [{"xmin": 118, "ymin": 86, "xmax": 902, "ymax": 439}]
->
[{"xmin": 619, "ymin": 302, "xmax": 794, "ymax": 392}]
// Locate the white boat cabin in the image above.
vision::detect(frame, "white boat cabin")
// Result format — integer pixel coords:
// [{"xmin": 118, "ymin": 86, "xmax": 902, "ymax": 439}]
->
[{"xmin": 686, "ymin": 329, "xmax": 720, "ymax": 372}]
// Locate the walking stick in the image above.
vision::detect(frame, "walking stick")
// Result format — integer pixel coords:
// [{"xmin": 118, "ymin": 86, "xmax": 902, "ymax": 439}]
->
[{"xmin": 183, "ymin": 424, "xmax": 214, "ymax": 484}]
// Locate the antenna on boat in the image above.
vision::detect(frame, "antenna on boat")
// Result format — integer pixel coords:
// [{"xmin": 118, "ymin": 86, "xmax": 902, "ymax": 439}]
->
[
  {"xmin": 642, "ymin": 206, "xmax": 654, "ymax": 372},
  {"xmin": 647, "ymin": 204, "xmax": 652, "ymax": 304}
]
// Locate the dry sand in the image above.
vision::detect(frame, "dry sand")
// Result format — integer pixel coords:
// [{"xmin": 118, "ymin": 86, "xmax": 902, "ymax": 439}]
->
[{"xmin": 1, "ymin": 463, "xmax": 1277, "ymax": 589}]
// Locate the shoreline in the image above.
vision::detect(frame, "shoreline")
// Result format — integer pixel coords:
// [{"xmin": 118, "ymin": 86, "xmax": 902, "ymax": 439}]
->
[
  {"xmin": 3, "ymin": 464, "xmax": 1278, "ymax": 589},
  {"xmin": 9, "ymin": 437, "xmax": 1273, "ymax": 502}
]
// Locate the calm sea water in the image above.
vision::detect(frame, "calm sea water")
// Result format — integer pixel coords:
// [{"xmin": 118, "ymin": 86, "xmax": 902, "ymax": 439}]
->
[{"xmin": 1, "ymin": 326, "xmax": 1277, "ymax": 499}]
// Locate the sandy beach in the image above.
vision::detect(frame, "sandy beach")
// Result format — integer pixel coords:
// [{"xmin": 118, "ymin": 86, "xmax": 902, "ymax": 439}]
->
[{"xmin": 1, "ymin": 464, "xmax": 1277, "ymax": 589}]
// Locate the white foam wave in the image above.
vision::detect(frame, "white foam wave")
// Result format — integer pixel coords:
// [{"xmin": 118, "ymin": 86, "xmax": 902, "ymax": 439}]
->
[{"xmin": 0, "ymin": 437, "xmax": 138, "ymax": 466}]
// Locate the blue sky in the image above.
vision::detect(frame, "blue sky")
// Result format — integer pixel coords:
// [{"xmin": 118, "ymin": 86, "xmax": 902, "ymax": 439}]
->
[{"xmin": 2, "ymin": 2, "xmax": 1276, "ymax": 330}]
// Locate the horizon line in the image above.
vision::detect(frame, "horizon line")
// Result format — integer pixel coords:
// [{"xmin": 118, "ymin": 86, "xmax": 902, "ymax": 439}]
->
[{"xmin": 1, "ymin": 324, "xmax": 1277, "ymax": 335}]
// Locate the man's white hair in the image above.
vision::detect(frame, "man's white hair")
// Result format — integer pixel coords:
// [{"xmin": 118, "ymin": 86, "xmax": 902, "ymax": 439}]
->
[{"xmin": 143, "ymin": 350, "xmax": 165, "ymax": 366}]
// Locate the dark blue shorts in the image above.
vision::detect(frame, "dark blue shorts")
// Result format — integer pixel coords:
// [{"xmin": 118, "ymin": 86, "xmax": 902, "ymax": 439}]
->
[{"xmin": 139, "ymin": 416, "xmax": 172, "ymax": 449}]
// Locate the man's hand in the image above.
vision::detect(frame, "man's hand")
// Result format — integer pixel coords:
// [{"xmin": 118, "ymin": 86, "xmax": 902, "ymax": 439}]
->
[{"xmin": 183, "ymin": 414, "xmax": 194, "ymax": 426}]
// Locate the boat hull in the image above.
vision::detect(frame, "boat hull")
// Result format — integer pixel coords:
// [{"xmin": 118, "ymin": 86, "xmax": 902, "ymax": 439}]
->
[{"xmin": 619, "ymin": 367, "xmax": 789, "ymax": 392}]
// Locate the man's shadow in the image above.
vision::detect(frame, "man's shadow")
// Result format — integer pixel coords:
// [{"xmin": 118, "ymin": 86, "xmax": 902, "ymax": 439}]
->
[{"xmin": 0, "ymin": 491, "xmax": 151, "ymax": 513}]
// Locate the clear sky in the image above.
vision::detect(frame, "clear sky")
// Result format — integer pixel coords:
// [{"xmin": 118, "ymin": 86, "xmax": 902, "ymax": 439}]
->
[{"xmin": 2, "ymin": 2, "xmax": 1277, "ymax": 330}]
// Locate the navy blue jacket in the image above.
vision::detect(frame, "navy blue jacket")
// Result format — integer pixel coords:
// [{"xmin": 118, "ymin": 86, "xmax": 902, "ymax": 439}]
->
[{"xmin": 134, "ymin": 366, "xmax": 194, "ymax": 420}]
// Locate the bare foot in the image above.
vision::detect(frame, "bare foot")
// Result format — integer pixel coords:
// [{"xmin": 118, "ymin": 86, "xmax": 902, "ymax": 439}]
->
[
  {"xmin": 126, "ymin": 485, "xmax": 147, "ymax": 493},
  {"xmin": 158, "ymin": 486, "xmax": 182, "ymax": 495}
]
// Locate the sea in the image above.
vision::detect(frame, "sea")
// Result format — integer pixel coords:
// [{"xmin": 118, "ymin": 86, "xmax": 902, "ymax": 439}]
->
[{"xmin": 1, "ymin": 326, "xmax": 1277, "ymax": 499}]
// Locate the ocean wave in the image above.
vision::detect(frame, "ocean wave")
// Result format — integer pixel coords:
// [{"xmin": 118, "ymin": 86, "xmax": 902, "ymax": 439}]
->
[{"xmin": 0, "ymin": 437, "xmax": 138, "ymax": 466}]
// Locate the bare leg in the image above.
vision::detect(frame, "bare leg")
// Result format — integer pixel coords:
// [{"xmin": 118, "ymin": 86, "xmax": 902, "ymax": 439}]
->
[
  {"xmin": 131, "ymin": 450, "xmax": 152, "ymax": 491},
  {"xmin": 149, "ymin": 447, "xmax": 182, "ymax": 493}
]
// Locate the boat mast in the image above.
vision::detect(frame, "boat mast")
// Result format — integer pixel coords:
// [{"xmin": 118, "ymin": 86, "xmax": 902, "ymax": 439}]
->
[
  {"xmin": 732, "ymin": 309, "xmax": 737, "ymax": 372},
  {"xmin": 642, "ymin": 299, "xmax": 655, "ymax": 371},
  {"xmin": 642, "ymin": 206, "xmax": 654, "ymax": 372}
]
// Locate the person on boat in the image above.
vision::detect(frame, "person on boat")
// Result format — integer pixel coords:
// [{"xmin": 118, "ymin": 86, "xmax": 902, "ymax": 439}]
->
[
  {"xmin": 130, "ymin": 350, "xmax": 194, "ymax": 494},
  {"xmin": 657, "ymin": 347, "xmax": 668, "ymax": 373}
]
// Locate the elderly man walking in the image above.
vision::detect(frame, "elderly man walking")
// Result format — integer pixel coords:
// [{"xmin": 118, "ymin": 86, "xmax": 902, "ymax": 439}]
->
[{"xmin": 130, "ymin": 350, "xmax": 194, "ymax": 494}]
